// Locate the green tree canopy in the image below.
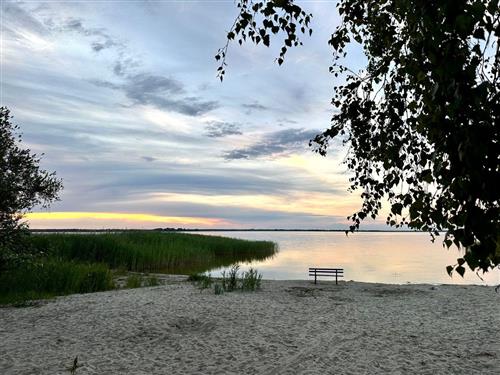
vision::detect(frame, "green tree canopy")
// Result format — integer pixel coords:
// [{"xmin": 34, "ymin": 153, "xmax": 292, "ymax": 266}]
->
[
  {"xmin": 217, "ymin": 0, "xmax": 500, "ymax": 277},
  {"xmin": 0, "ymin": 107, "xmax": 63, "ymax": 271}
]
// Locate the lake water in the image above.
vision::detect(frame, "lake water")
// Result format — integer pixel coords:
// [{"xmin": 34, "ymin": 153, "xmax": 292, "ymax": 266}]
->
[{"xmin": 192, "ymin": 231, "xmax": 500, "ymax": 285}]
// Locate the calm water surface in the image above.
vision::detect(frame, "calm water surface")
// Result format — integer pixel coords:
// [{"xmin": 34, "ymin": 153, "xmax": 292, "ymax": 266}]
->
[{"xmin": 193, "ymin": 231, "xmax": 500, "ymax": 285}]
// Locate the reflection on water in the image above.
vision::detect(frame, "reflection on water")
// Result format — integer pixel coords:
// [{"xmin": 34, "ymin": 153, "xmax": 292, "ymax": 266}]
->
[{"xmin": 191, "ymin": 231, "xmax": 500, "ymax": 285}]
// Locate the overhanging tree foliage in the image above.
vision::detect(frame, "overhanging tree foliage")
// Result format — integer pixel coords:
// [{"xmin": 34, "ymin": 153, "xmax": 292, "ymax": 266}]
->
[
  {"xmin": 216, "ymin": 0, "xmax": 500, "ymax": 276},
  {"xmin": 0, "ymin": 107, "xmax": 63, "ymax": 271}
]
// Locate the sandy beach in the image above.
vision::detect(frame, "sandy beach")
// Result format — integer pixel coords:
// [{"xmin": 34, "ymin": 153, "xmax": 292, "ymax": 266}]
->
[{"xmin": 1, "ymin": 279, "xmax": 499, "ymax": 374}]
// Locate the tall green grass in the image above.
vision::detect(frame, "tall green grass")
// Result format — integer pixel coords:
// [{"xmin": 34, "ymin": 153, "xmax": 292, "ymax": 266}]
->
[
  {"xmin": 0, "ymin": 260, "xmax": 114, "ymax": 304},
  {"xmin": 0, "ymin": 232, "xmax": 276, "ymax": 305},
  {"xmin": 30, "ymin": 232, "xmax": 276, "ymax": 274}
]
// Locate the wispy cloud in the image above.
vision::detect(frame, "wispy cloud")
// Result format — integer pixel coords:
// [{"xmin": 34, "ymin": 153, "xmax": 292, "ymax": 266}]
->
[
  {"xmin": 224, "ymin": 128, "xmax": 319, "ymax": 160},
  {"xmin": 124, "ymin": 73, "xmax": 184, "ymax": 97},
  {"xmin": 7, "ymin": 4, "xmax": 215, "ymax": 117},
  {"xmin": 242, "ymin": 101, "xmax": 268, "ymax": 113},
  {"xmin": 89, "ymin": 73, "xmax": 219, "ymax": 116},
  {"xmin": 62, "ymin": 18, "xmax": 121, "ymax": 52},
  {"xmin": 2, "ymin": 3, "xmax": 47, "ymax": 34},
  {"xmin": 204, "ymin": 121, "xmax": 242, "ymax": 138},
  {"xmin": 2, "ymin": 2, "xmax": 50, "ymax": 47}
]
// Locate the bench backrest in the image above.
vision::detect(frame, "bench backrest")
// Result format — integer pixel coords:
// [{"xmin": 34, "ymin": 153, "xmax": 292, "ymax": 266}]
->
[
  {"xmin": 308, "ymin": 268, "xmax": 343, "ymax": 273},
  {"xmin": 309, "ymin": 267, "xmax": 344, "ymax": 284}
]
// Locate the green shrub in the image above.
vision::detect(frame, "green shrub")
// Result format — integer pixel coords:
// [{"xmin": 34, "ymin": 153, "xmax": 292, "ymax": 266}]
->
[
  {"xmin": 125, "ymin": 274, "xmax": 142, "ymax": 288},
  {"xmin": 241, "ymin": 268, "xmax": 262, "ymax": 291}
]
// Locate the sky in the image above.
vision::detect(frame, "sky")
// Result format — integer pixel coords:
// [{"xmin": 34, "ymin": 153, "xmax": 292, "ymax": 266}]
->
[{"xmin": 2, "ymin": 0, "xmax": 379, "ymax": 229}]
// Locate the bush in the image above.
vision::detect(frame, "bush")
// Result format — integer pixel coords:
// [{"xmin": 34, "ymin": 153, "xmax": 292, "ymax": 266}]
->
[
  {"xmin": 220, "ymin": 265, "xmax": 263, "ymax": 293},
  {"xmin": 125, "ymin": 274, "xmax": 142, "ymax": 288},
  {"xmin": 241, "ymin": 268, "xmax": 262, "ymax": 291}
]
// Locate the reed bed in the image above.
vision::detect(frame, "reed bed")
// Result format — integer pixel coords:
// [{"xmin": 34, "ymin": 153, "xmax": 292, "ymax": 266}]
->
[
  {"xmin": 0, "ymin": 260, "xmax": 114, "ymax": 305},
  {"xmin": 30, "ymin": 232, "xmax": 277, "ymax": 274},
  {"xmin": 0, "ymin": 232, "xmax": 276, "ymax": 305}
]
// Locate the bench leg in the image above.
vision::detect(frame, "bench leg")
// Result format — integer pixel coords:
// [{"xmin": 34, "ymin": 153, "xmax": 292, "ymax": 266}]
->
[
  {"xmin": 314, "ymin": 270, "xmax": 317, "ymax": 284},
  {"xmin": 335, "ymin": 273, "xmax": 338, "ymax": 285}
]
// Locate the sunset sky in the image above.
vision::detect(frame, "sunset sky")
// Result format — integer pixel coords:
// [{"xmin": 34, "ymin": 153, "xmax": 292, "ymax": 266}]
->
[{"xmin": 3, "ymin": 0, "xmax": 379, "ymax": 229}]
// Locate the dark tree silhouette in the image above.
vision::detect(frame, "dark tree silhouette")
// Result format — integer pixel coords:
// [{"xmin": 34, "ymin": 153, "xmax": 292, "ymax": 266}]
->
[
  {"xmin": 216, "ymin": 0, "xmax": 500, "ymax": 277},
  {"xmin": 0, "ymin": 107, "xmax": 63, "ymax": 271}
]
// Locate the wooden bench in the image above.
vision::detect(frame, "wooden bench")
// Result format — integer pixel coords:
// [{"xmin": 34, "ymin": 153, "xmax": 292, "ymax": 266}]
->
[{"xmin": 309, "ymin": 267, "xmax": 344, "ymax": 284}]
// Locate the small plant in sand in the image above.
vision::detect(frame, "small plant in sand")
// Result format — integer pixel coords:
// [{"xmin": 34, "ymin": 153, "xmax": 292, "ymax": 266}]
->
[
  {"xmin": 189, "ymin": 273, "xmax": 213, "ymax": 291},
  {"xmin": 125, "ymin": 274, "xmax": 142, "ymax": 288},
  {"xmin": 191, "ymin": 266, "xmax": 263, "ymax": 294},
  {"xmin": 221, "ymin": 265, "xmax": 263, "ymax": 293},
  {"xmin": 241, "ymin": 268, "xmax": 262, "ymax": 291},
  {"xmin": 222, "ymin": 264, "xmax": 240, "ymax": 292},
  {"xmin": 145, "ymin": 275, "xmax": 160, "ymax": 287},
  {"xmin": 214, "ymin": 283, "xmax": 224, "ymax": 295},
  {"xmin": 66, "ymin": 356, "xmax": 82, "ymax": 374}
]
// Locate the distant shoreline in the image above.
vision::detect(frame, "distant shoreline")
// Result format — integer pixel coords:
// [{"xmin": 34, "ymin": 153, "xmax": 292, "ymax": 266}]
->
[{"xmin": 30, "ymin": 228, "xmax": 432, "ymax": 233}]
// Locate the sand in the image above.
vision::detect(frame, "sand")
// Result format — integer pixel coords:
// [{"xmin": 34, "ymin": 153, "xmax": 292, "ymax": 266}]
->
[{"xmin": 1, "ymin": 279, "xmax": 499, "ymax": 374}]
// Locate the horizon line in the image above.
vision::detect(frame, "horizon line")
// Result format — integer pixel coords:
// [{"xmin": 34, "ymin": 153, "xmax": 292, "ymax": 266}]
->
[{"xmin": 30, "ymin": 228, "xmax": 435, "ymax": 233}]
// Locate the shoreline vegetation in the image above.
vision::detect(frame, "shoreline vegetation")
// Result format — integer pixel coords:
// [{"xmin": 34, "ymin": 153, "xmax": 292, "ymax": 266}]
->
[{"xmin": 0, "ymin": 232, "xmax": 276, "ymax": 305}]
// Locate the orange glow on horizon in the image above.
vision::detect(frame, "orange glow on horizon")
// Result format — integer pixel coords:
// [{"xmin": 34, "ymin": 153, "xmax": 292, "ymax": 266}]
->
[{"xmin": 25, "ymin": 212, "xmax": 227, "ymax": 228}]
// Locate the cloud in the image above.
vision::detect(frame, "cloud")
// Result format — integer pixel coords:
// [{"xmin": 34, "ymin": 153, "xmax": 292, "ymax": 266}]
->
[
  {"xmin": 134, "ymin": 95, "xmax": 219, "ymax": 116},
  {"xmin": 8, "ymin": 6, "xmax": 216, "ymax": 117},
  {"xmin": 62, "ymin": 18, "xmax": 120, "ymax": 52},
  {"xmin": 123, "ymin": 72, "xmax": 219, "ymax": 115},
  {"xmin": 242, "ymin": 101, "xmax": 268, "ymax": 112},
  {"xmin": 204, "ymin": 121, "xmax": 242, "ymax": 138},
  {"xmin": 124, "ymin": 73, "xmax": 184, "ymax": 98},
  {"xmin": 277, "ymin": 117, "xmax": 298, "ymax": 124},
  {"xmin": 2, "ymin": 2, "xmax": 50, "ymax": 44},
  {"xmin": 224, "ymin": 128, "xmax": 319, "ymax": 160},
  {"xmin": 61, "ymin": 17, "xmax": 140, "ymax": 74},
  {"xmin": 113, "ymin": 59, "xmax": 139, "ymax": 76},
  {"xmin": 141, "ymin": 156, "xmax": 157, "ymax": 162},
  {"xmin": 91, "ymin": 40, "xmax": 116, "ymax": 52},
  {"xmin": 87, "ymin": 79, "xmax": 121, "ymax": 90},
  {"xmin": 90, "ymin": 73, "xmax": 219, "ymax": 116}
]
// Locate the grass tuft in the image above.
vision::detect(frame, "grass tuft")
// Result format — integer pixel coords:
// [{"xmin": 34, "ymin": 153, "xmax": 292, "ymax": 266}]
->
[
  {"xmin": 125, "ymin": 274, "xmax": 143, "ymax": 288},
  {"xmin": 241, "ymin": 268, "xmax": 262, "ymax": 291},
  {"xmin": 214, "ymin": 283, "xmax": 224, "ymax": 295},
  {"xmin": 145, "ymin": 275, "xmax": 160, "ymax": 287},
  {"xmin": 192, "ymin": 265, "xmax": 264, "ymax": 294}
]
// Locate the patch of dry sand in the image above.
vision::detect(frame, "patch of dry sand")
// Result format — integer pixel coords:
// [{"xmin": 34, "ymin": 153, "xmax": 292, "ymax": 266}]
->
[{"xmin": 1, "ymin": 280, "xmax": 499, "ymax": 374}]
